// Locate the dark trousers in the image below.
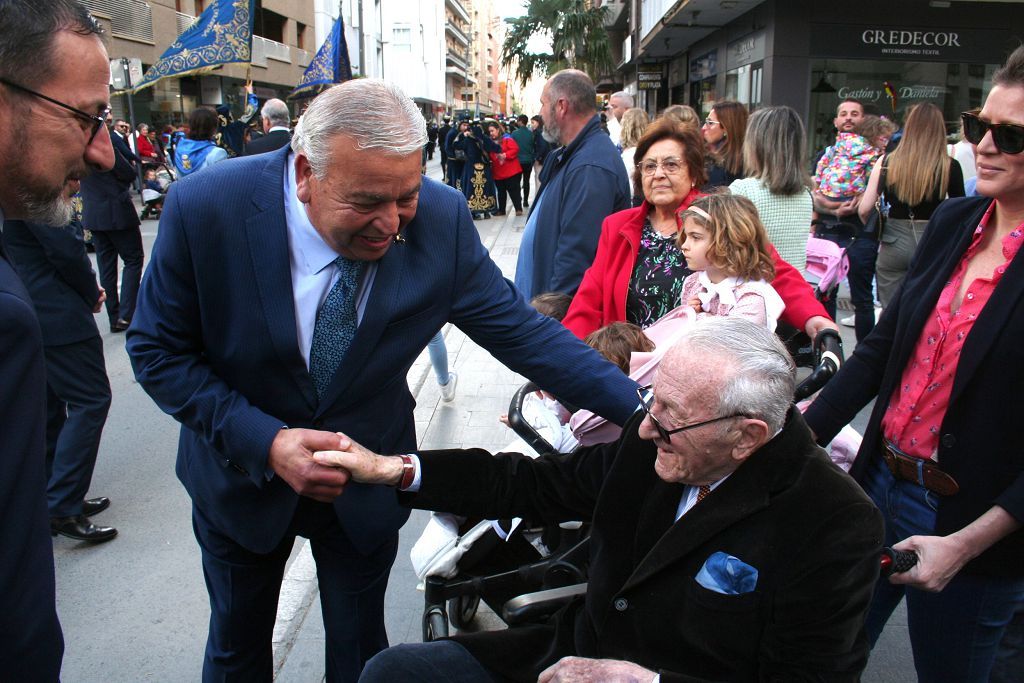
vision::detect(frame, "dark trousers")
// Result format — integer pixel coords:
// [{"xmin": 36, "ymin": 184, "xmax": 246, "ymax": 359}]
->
[
  {"xmin": 194, "ymin": 498, "xmax": 398, "ymax": 683},
  {"xmin": 92, "ymin": 227, "xmax": 144, "ymax": 324},
  {"xmin": 495, "ymin": 173, "xmax": 523, "ymax": 214},
  {"xmin": 43, "ymin": 336, "xmax": 111, "ymax": 517},
  {"xmin": 360, "ymin": 640, "xmax": 496, "ymax": 683},
  {"xmin": 521, "ymin": 163, "xmax": 533, "ymax": 205},
  {"xmin": 814, "ymin": 215, "xmax": 878, "ymax": 343}
]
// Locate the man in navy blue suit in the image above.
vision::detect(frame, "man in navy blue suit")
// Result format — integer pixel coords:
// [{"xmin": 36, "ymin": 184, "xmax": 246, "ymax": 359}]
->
[
  {"xmin": 2, "ymin": 218, "xmax": 117, "ymax": 543},
  {"xmin": 0, "ymin": 0, "xmax": 115, "ymax": 678},
  {"xmin": 127, "ymin": 79, "xmax": 639, "ymax": 682}
]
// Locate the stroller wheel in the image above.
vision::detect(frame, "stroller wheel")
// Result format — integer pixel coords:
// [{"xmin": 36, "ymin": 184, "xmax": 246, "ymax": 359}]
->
[
  {"xmin": 422, "ymin": 606, "xmax": 449, "ymax": 642},
  {"xmin": 447, "ymin": 594, "xmax": 480, "ymax": 630}
]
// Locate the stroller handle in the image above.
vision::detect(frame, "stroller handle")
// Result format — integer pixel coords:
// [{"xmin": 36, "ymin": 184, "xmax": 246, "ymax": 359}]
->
[
  {"xmin": 793, "ymin": 328, "xmax": 844, "ymax": 401},
  {"xmin": 507, "ymin": 382, "xmax": 559, "ymax": 456}
]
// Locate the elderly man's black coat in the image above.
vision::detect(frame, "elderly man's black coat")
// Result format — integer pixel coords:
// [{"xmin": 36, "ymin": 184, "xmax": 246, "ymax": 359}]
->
[{"xmin": 407, "ymin": 409, "xmax": 883, "ymax": 682}]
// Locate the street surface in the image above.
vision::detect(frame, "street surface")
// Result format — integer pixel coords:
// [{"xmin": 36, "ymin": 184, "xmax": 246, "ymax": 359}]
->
[{"xmin": 52, "ymin": 155, "xmax": 914, "ymax": 681}]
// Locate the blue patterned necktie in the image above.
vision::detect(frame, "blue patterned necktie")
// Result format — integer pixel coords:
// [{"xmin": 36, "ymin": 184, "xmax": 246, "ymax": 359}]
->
[{"xmin": 309, "ymin": 256, "xmax": 362, "ymax": 398}]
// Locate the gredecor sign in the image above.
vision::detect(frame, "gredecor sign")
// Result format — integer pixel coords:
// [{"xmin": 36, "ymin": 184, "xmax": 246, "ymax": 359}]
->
[{"xmin": 811, "ymin": 24, "xmax": 1011, "ymax": 63}]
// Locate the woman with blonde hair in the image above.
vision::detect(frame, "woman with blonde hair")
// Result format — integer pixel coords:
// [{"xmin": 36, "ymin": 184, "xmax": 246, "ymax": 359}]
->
[
  {"xmin": 658, "ymin": 104, "xmax": 700, "ymax": 132},
  {"xmin": 619, "ymin": 107, "xmax": 650, "ymax": 173},
  {"xmin": 702, "ymin": 100, "xmax": 748, "ymax": 188},
  {"xmin": 858, "ymin": 102, "xmax": 965, "ymax": 304},
  {"xmin": 730, "ymin": 106, "xmax": 814, "ymax": 273}
]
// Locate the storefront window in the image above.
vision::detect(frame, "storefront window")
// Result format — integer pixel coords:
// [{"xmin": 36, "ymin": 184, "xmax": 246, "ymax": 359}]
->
[
  {"xmin": 725, "ymin": 62, "xmax": 763, "ymax": 111},
  {"xmin": 808, "ymin": 57, "xmax": 995, "ymax": 154}
]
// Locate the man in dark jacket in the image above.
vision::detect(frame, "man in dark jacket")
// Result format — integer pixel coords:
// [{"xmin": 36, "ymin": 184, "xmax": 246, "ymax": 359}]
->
[
  {"xmin": 316, "ymin": 318, "xmax": 885, "ymax": 683},
  {"xmin": 0, "ymin": 0, "xmax": 116, "ymax": 677},
  {"xmin": 514, "ymin": 70, "xmax": 630, "ymax": 299},
  {"xmin": 243, "ymin": 97, "xmax": 291, "ymax": 156},
  {"xmin": 3, "ymin": 219, "xmax": 116, "ymax": 543},
  {"xmin": 510, "ymin": 114, "xmax": 535, "ymax": 207},
  {"xmin": 82, "ymin": 118, "xmax": 143, "ymax": 332}
]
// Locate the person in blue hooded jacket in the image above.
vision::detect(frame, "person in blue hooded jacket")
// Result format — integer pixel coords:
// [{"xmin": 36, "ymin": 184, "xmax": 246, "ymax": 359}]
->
[{"xmin": 173, "ymin": 107, "xmax": 229, "ymax": 177}]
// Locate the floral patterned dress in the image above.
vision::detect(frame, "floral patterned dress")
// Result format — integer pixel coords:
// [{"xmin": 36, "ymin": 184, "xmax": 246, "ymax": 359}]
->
[{"xmin": 625, "ymin": 218, "xmax": 692, "ymax": 328}]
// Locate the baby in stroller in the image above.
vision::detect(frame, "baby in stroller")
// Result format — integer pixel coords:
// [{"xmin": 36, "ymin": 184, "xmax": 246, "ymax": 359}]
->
[{"xmin": 140, "ymin": 166, "xmax": 166, "ymax": 220}]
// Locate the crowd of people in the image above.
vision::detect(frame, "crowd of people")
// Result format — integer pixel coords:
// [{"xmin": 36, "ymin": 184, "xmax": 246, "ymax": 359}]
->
[{"xmin": 1, "ymin": 1, "xmax": 1023, "ymax": 681}]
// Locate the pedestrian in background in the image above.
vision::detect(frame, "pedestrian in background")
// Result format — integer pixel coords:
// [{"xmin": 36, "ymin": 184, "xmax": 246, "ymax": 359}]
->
[
  {"xmin": 510, "ymin": 113, "xmax": 534, "ymax": 207},
  {"xmin": 487, "ymin": 120, "xmax": 523, "ymax": 216}
]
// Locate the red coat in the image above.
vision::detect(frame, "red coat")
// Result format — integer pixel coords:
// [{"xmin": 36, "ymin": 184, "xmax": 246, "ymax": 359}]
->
[
  {"xmin": 490, "ymin": 134, "xmax": 523, "ymax": 181},
  {"xmin": 563, "ymin": 193, "xmax": 828, "ymax": 338},
  {"xmin": 135, "ymin": 133, "xmax": 158, "ymax": 161}
]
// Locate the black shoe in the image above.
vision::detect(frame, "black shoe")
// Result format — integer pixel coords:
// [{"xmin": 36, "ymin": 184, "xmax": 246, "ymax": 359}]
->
[
  {"xmin": 493, "ymin": 211, "xmax": 507, "ymax": 216},
  {"xmin": 110, "ymin": 319, "xmax": 130, "ymax": 333},
  {"xmin": 51, "ymin": 515, "xmax": 117, "ymax": 543},
  {"xmin": 523, "ymin": 199, "xmax": 529, "ymax": 208},
  {"xmin": 83, "ymin": 497, "xmax": 110, "ymax": 517}
]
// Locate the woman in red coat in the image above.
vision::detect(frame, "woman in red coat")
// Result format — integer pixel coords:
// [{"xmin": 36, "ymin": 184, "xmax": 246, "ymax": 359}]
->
[
  {"xmin": 563, "ymin": 118, "xmax": 837, "ymax": 340},
  {"xmin": 487, "ymin": 121, "xmax": 524, "ymax": 216}
]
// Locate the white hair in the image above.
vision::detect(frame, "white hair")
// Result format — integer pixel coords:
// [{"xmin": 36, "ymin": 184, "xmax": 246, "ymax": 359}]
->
[
  {"xmin": 260, "ymin": 98, "xmax": 291, "ymax": 128},
  {"xmin": 671, "ymin": 317, "xmax": 795, "ymax": 434},
  {"xmin": 610, "ymin": 91, "xmax": 634, "ymax": 107},
  {"xmin": 291, "ymin": 79, "xmax": 427, "ymax": 178}
]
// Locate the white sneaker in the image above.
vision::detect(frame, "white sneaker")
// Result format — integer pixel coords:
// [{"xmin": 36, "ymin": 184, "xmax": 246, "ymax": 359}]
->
[
  {"xmin": 439, "ymin": 372, "xmax": 458, "ymax": 402},
  {"xmin": 839, "ymin": 307, "xmax": 883, "ymax": 328}
]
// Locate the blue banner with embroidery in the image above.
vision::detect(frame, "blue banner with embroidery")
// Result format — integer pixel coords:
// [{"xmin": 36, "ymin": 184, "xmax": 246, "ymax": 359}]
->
[
  {"xmin": 289, "ymin": 16, "xmax": 353, "ymax": 100},
  {"xmin": 133, "ymin": 0, "xmax": 254, "ymax": 93}
]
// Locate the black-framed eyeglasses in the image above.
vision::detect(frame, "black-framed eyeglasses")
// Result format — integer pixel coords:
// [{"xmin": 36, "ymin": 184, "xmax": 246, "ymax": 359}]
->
[
  {"xmin": 961, "ymin": 112, "xmax": 1024, "ymax": 155},
  {"xmin": 636, "ymin": 385, "xmax": 743, "ymax": 442},
  {"xmin": 0, "ymin": 77, "xmax": 110, "ymax": 145}
]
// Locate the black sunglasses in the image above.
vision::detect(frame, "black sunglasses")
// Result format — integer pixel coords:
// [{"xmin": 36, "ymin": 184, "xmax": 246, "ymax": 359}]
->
[
  {"xmin": 635, "ymin": 385, "xmax": 742, "ymax": 442},
  {"xmin": 0, "ymin": 77, "xmax": 110, "ymax": 145},
  {"xmin": 961, "ymin": 112, "xmax": 1024, "ymax": 155}
]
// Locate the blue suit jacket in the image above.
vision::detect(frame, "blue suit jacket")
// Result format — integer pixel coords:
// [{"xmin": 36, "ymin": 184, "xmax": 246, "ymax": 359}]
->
[
  {"xmin": 127, "ymin": 146, "xmax": 639, "ymax": 555},
  {"xmin": 0, "ymin": 243, "xmax": 64, "ymax": 678}
]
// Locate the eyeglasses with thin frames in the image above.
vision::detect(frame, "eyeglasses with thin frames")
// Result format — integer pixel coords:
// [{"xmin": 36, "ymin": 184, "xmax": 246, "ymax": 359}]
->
[
  {"xmin": 0, "ymin": 77, "xmax": 110, "ymax": 145},
  {"xmin": 635, "ymin": 385, "xmax": 743, "ymax": 442},
  {"xmin": 961, "ymin": 111, "xmax": 1024, "ymax": 155},
  {"xmin": 637, "ymin": 157, "xmax": 684, "ymax": 176}
]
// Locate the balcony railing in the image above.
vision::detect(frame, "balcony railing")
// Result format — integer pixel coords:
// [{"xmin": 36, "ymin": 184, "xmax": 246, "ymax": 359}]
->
[
  {"xmin": 251, "ymin": 35, "xmax": 292, "ymax": 67},
  {"xmin": 445, "ymin": 21, "xmax": 470, "ymax": 46},
  {"xmin": 296, "ymin": 48, "xmax": 312, "ymax": 67},
  {"xmin": 445, "ymin": 0, "xmax": 471, "ymax": 25},
  {"xmin": 640, "ymin": 0, "xmax": 676, "ymax": 42},
  {"xmin": 82, "ymin": 0, "xmax": 153, "ymax": 44},
  {"xmin": 445, "ymin": 50, "xmax": 469, "ymax": 72}
]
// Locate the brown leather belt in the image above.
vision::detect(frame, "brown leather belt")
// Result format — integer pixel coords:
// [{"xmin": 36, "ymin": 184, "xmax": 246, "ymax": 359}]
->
[{"xmin": 881, "ymin": 440, "xmax": 959, "ymax": 496}]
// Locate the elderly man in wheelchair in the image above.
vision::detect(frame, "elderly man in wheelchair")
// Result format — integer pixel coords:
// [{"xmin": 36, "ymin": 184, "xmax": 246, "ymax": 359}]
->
[{"xmin": 315, "ymin": 317, "xmax": 884, "ymax": 682}]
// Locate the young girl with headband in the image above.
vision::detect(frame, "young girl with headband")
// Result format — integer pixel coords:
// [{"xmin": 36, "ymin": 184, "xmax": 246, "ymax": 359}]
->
[{"xmin": 677, "ymin": 192, "xmax": 786, "ymax": 330}]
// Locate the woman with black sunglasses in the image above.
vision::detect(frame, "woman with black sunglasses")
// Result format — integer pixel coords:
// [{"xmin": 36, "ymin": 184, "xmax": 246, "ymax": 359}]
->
[{"xmin": 804, "ymin": 44, "xmax": 1024, "ymax": 683}]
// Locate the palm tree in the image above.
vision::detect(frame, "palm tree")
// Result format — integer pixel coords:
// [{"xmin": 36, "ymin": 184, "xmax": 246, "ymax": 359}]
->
[{"xmin": 501, "ymin": 0, "xmax": 613, "ymax": 87}]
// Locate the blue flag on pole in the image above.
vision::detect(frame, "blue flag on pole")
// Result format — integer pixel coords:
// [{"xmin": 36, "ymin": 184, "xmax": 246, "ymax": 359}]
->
[
  {"xmin": 289, "ymin": 16, "xmax": 353, "ymax": 99},
  {"xmin": 133, "ymin": 0, "xmax": 255, "ymax": 93}
]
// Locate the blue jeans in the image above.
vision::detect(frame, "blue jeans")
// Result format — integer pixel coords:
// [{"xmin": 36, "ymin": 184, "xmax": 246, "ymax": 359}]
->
[
  {"xmin": 815, "ymin": 215, "xmax": 878, "ymax": 343},
  {"xmin": 360, "ymin": 641, "xmax": 496, "ymax": 682},
  {"xmin": 861, "ymin": 456, "xmax": 1024, "ymax": 682},
  {"xmin": 427, "ymin": 330, "xmax": 452, "ymax": 386}
]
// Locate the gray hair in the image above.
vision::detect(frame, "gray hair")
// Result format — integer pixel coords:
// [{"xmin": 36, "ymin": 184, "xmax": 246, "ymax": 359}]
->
[
  {"xmin": 672, "ymin": 318, "xmax": 795, "ymax": 434},
  {"xmin": 261, "ymin": 98, "xmax": 291, "ymax": 128},
  {"xmin": 547, "ymin": 69, "xmax": 597, "ymax": 117},
  {"xmin": 743, "ymin": 106, "xmax": 811, "ymax": 196},
  {"xmin": 291, "ymin": 79, "xmax": 427, "ymax": 178},
  {"xmin": 610, "ymin": 91, "xmax": 634, "ymax": 107}
]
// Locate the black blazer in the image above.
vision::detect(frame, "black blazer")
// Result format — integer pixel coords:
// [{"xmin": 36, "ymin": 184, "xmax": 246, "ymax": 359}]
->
[
  {"xmin": 243, "ymin": 128, "xmax": 291, "ymax": 156},
  {"xmin": 0, "ymin": 245, "xmax": 65, "ymax": 677},
  {"xmin": 2, "ymin": 219, "xmax": 101, "ymax": 346},
  {"xmin": 80, "ymin": 136, "xmax": 140, "ymax": 233},
  {"xmin": 806, "ymin": 196, "xmax": 1024, "ymax": 577},
  {"xmin": 408, "ymin": 409, "xmax": 883, "ymax": 682}
]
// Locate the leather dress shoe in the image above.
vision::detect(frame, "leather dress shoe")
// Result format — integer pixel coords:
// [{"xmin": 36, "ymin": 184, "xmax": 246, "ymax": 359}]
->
[
  {"xmin": 51, "ymin": 515, "xmax": 117, "ymax": 543},
  {"xmin": 110, "ymin": 319, "xmax": 130, "ymax": 333},
  {"xmin": 83, "ymin": 497, "xmax": 110, "ymax": 516}
]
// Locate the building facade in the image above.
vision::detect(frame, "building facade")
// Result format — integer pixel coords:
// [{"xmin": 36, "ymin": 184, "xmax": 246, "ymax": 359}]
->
[{"xmin": 617, "ymin": 0, "xmax": 1024, "ymax": 152}]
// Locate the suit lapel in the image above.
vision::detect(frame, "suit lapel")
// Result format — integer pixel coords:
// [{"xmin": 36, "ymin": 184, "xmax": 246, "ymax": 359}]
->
[
  {"xmin": 246, "ymin": 148, "xmax": 317, "ymax": 410},
  {"xmin": 315, "ymin": 235, "xmax": 407, "ymax": 415},
  {"xmin": 631, "ymin": 478, "xmax": 685, "ymax": 566}
]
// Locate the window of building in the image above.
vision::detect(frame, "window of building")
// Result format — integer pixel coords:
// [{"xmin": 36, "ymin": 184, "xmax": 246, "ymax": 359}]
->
[
  {"xmin": 296, "ymin": 21, "xmax": 307, "ymax": 50},
  {"xmin": 393, "ymin": 27, "xmax": 412, "ymax": 53},
  {"xmin": 255, "ymin": 5, "xmax": 286, "ymax": 43}
]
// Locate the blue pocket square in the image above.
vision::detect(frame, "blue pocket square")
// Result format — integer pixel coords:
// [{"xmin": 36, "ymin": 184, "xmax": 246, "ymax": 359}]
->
[{"xmin": 695, "ymin": 552, "xmax": 759, "ymax": 595}]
